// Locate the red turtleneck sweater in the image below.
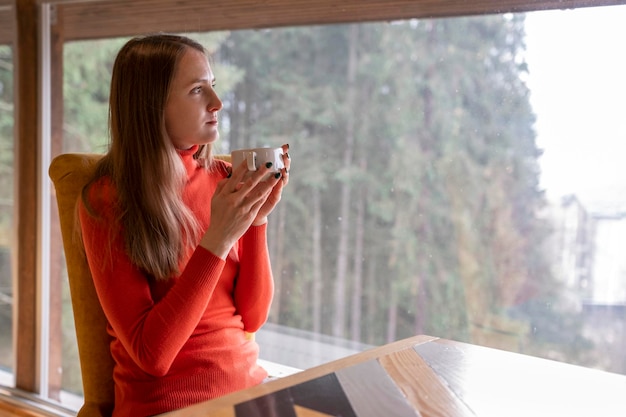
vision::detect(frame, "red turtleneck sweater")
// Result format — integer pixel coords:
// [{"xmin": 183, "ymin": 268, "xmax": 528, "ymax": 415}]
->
[{"xmin": 78, "ymin": 147, "xmax": 272, "ymax": 416}]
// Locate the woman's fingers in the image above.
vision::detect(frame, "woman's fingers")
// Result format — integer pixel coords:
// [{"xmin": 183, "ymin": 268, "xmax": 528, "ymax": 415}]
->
[
  {"xmin": 226, "ymin": 160, "xmax": 253, "ymax": 192},
  {"xmin": 281, "ymin": 144, "xmax": 290, "ymax": 185},
  {"xmin": 222, "ymin": 160, "xmax": 279, "ymax": 211}
]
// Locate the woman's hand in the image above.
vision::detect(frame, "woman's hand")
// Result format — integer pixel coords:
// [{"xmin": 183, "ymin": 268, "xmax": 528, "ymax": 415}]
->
[
  {"xmin": 252, "ymin": 143, "xmax": 291, "ymax": 226},
  {"xmin": 199, "ymin": 144, "xmax": 290, "ymax": 259}
]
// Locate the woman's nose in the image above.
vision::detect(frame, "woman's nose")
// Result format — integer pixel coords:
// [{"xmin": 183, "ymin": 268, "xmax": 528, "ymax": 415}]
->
[{"xmin": 208, "ymin": 90, "xmax": 223, "ymax": 112}]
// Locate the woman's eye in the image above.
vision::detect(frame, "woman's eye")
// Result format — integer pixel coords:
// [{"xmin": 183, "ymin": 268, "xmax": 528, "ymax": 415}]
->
[{"xmin": 191, "ymin": 86, "xmax": 202, "ymax": 94}]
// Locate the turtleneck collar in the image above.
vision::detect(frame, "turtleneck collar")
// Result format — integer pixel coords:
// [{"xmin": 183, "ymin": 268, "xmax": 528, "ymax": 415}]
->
[{"xmin": 177, "ymin": 145, "xmax": 200, "ymax": 174}]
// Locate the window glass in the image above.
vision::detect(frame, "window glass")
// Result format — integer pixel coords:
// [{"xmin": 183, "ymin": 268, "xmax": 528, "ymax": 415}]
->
[
  {"xmin": 0, "ymin": 42, "xmax": 14, "ymax": 384},
  {"xmin": 54, "ymin": 6, "xmax": 626, "ymax": 403}
]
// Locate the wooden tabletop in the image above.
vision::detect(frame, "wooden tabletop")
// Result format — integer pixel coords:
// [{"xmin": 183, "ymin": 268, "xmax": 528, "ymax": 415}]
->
[{"xmin": 159, "ymin": 334, "xmax": 626, "ymax": 417}]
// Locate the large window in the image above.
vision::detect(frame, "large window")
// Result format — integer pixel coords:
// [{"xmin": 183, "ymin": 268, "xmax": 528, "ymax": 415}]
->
[
  {"xmin": 50, "ymin": 8, "xmax": 626, "ymax": 406},
  {"xmin": 0, "ymin": 1, "xmax": 616, "ymax": 412}
]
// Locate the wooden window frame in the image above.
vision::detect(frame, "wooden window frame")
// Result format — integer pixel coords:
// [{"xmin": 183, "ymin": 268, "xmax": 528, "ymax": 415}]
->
[{"xmin": 7, "ymin": 0, "xmax": 626, "ymax": 399}]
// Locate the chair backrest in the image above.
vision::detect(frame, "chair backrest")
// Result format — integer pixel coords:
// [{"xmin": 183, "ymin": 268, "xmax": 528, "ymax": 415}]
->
[
  {"xmin": 48, "ymin": 152, "xmax": 232, "ymax": 416},
  {"xmin": 49, "ymin": 153, "xmax": 114, "ymax": 417}
]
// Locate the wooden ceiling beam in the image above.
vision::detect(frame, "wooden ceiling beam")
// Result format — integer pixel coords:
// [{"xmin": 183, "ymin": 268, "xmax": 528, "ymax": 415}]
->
[
  {"xmin": 53, "ymin": 0, "xmax": 626, "ymax": 42},
  {"xmin": 1, "ymin": 1, "xmax": 625, "ymax": 44}
]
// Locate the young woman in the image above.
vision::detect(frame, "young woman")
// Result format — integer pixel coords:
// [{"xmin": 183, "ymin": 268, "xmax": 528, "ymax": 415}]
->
[{"xmin": 78, "ymin": 34, "xmax": 290, "ymax": 416}]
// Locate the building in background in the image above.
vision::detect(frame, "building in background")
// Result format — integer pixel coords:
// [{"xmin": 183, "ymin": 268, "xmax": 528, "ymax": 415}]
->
[{"xmin": 548, "ymin": 194, "xmax": 626, "ymax": 372}]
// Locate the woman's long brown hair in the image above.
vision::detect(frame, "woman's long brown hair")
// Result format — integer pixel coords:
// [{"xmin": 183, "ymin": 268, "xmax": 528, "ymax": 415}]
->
[{"xmin": 82, "ymin": 34, "xmax": 212, "ymax": 280}]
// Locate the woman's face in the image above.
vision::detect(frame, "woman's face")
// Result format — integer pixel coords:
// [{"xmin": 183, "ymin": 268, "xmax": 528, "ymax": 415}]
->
[{"xmin": 164, "ymin": 48, "xmax": 223, "ymax": 150}]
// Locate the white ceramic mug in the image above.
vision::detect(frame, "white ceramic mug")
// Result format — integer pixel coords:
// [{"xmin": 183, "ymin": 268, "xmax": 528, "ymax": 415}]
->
[{"xmin": 230, "ymin": 147, "xmax": 285, "ymax": 176}]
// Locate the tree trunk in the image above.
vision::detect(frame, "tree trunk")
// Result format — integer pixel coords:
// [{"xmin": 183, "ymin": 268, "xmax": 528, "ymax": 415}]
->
[
  {"xmin": 312, "ymin": 187, "xmax": 323, "ymax": 333},
  {"xmin": 387, "ymin": 287, "xmax": 397, "ymax": 343},
  {"xmin": 333, "ymin": 24, "xmax": 359, "ymax": 338},
  {"xmin": 351, "ymin": 157, "xmax": 366, "ymax": 341}
]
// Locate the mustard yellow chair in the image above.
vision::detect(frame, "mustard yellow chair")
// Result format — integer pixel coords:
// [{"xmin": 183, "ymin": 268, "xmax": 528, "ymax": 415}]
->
[
  {"xmin": 49, "ymin": 153, "xmax": 114, "ymax": 417},
  {"xmin": 49, "ymin": 152, "xmax": 232, "ymax": 416}
]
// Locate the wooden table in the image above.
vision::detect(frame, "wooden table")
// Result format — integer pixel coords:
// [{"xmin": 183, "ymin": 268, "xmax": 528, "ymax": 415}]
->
[{"xmin": 160, "ymin": 335, "xmax": 626, "ymax": 417}]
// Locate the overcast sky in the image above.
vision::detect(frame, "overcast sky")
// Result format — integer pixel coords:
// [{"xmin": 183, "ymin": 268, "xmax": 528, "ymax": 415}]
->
[{"xmin": 524, "ymin": 5, "xmax": 626, "ymax": 212}]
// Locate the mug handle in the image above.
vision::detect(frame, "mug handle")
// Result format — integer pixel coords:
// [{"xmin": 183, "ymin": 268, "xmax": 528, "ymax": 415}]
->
[{"xmin": 246, "ymin": 151, "xmax": 257, "ymax": 171}]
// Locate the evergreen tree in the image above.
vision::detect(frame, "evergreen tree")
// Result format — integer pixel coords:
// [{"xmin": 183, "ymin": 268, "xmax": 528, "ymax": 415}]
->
[{"xmin": 214, "ymin": 16, "xmax": 558, "ymax": 350}]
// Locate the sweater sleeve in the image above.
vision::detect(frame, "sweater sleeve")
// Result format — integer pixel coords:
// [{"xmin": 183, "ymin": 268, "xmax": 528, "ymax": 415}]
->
[
  {"xmin": 78, "ymin": 194, "xmax": 226, "ymax": 377},
  {"xmin": 233, "ymin": 223, "xmax": 274, "ymax": 332}
]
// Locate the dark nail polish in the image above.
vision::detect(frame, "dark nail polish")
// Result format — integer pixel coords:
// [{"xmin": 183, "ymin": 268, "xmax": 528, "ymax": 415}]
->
[
  {"xmin": 265, "ymin": 162, "xmax": 273, "ymax": 168},
  {"xmin": 226, "ymin": 172, "xmax": 232, "ymax": 178},
  {"xmin": 285, "ymin": 152, "xmax": 291, "ymax": 160},
  {"xmin": 274, "ymin": 172, "xmax": 281, "ymax": 179}
]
